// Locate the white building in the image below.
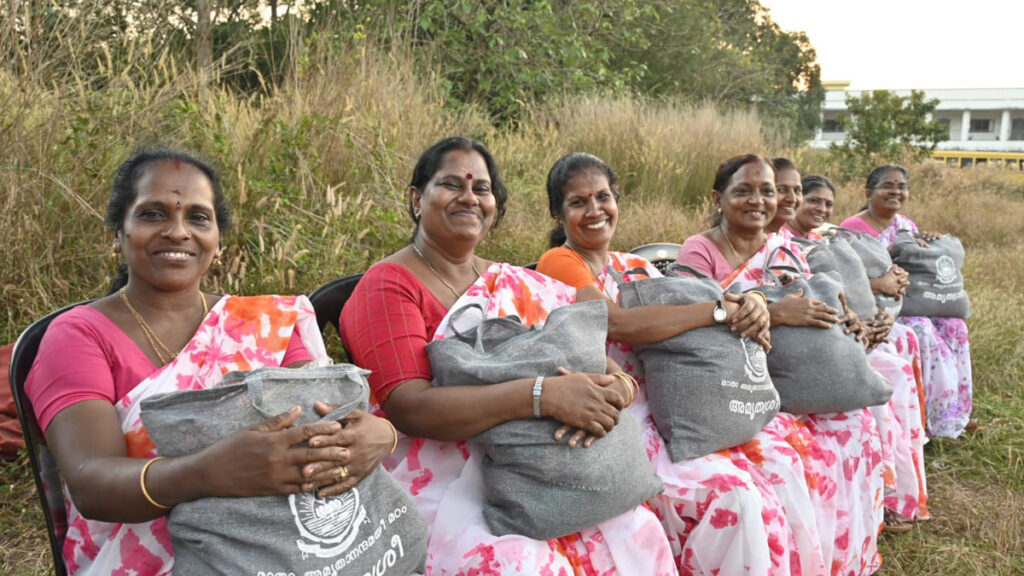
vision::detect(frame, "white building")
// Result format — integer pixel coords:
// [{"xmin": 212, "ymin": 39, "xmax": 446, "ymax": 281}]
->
[{"xmin": 812, "ymin": 84, "xmax": 1024, "ymax": 152}]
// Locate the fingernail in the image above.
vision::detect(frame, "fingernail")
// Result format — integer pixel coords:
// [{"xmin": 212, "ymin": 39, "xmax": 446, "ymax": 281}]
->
[
  {"xmin": 290, "ymin": 406, "xmax": 301, "ymax": 413},
  {"xmin": 339, "ymin": 449, "xmax": 349, "ymax": 459},
  {"xmin": 310, "ymin": 440, "xmax": 321, "ymax": 447},
  {"xmin": 303, "ymin": 483, "xmax": 313, "ymax": 492}
]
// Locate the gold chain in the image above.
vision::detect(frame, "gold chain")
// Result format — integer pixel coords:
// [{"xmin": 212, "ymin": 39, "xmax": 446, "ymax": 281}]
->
[
  {"xmin": 120, "ymin": 288, "xmax": 209, "ymax": 364},
  {"xmin": 563, "ymin": 241, "xmax": 607, "ymax": 291},
  {"xmin": 411, "ymin": 244, "xmax": 480, "ymax": 299},
  {"xmin": 720, "ymin": 226, "xmax": 741, "ymax": 260},
  {"xmin": 720, "ymin": 226, "xmax": 764, "ymax": 262}
]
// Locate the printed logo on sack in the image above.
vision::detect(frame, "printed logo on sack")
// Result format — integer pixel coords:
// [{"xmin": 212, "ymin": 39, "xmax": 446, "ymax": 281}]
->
[
  {"xmin": 290, "ymin": 488, "xmax": 367, "ymax": 559},
  {"xmin": 935, "ymin": 255, "xmax": 957, "ymax": 284},
  {"xmin": 741, "ymin": 337, "xmax": 768, "ymax": 383}
]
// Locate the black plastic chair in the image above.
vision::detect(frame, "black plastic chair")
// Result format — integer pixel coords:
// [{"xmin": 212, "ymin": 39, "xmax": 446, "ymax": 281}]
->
[
  {"xmin": 630, "ymin": 243, "xmax": 683, "ymax": 275},
  {"xmin": 10, "ymin": 300, "xmax": 93, "ymax": 576},
  {"xmin": 309, "ymin": 273, "xmax": 364, "ymax": 338}
]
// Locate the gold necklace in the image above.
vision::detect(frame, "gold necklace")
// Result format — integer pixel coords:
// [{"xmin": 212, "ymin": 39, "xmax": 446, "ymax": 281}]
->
[
  {"xmin": 720, "ymin": 226, "xmax": 763, "ymax": 261},
  {"xmin": 564, "ymin": 241, "xmax": 607, "ymax": 287},
  {"xmin": 120, "ymin": 288, "xmax": 209, "ymax": 364},
  {"xmin": 411, "ymin": 244, "xmax": 480, "ymax": 299}
]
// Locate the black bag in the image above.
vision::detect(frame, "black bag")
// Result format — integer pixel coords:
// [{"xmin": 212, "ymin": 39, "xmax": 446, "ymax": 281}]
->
[
  {"xmin": 889, "ymin": 231, "xmax": 971, "ymax": 318},
  {"xmin": 424, "ymin": 300, "xmax": 663, "ymax": 540},
  {"xmin": 618, "ymin": 266, "xmax": 779, "ymax": 461},
  {"xmin": 140, "ymin": 365, "xmax": 428, "ymax": 576},
  {"xmin": 757, "ymin": 253, "xmax": 893, "ymax": 414},
  {"xmin": 827, "ymin": 228, "xmax": 903, "ymax": 317}
]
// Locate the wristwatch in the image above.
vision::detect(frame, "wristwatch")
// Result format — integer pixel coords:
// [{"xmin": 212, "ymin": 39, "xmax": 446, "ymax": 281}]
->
[{"xmin": 712, "ymin": 299, "xmax": 728, "ymax": 324}]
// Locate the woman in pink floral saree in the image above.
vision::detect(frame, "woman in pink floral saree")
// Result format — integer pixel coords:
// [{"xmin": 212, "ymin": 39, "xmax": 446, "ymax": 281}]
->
[
  {"xmin": 341, "ymin": 137, "xmax": 678, "ymax": 575},
  {"xmin": 25, "ymin": 149, "xmax": 396, "ymax": 575},
  {"xmin": 677, "ymin": 154, "xmax": 886, "ymax": 576}
]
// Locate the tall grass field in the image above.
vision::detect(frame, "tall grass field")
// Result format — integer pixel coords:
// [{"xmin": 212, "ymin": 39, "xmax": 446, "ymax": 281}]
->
[{"xmin": 2, "ymin": 33, "xmax": 1023, "ymax": 576}]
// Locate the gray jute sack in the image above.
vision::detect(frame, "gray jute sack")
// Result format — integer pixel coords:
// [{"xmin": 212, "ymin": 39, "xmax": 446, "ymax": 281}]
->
[
  {"xmin": 796, "ymin": 237, "xmax": 878, "ymax": 320},
  {"xmin": 758, "ymin": 271, "xmax": 893, "ymax": 414},
  {"xmin": 139, "ymin": 365, "xmax": 428, "ymax": 576},
  {"xmin": 618, "ymin": 272, "xmax": 779, "ymax": 461},
  {"xmin": 830, "ymin": 228, "xmax": 903, "ymax": 317},
  {"xmin": 424, "ymin": 300, "xmax": 663, "ymax": 540},
  {"xmin": 889, "ymin": 231, "xmax": 971, "ymax": 318}
]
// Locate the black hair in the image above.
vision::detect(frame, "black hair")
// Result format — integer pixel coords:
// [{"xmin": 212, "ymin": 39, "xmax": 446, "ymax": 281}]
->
[
  {"xmin": 865, "ymin": 164, "xmax": 909, "ymax": 191},
  {"xmin": 407, "ymin": 136, "xmax": 508, "ymax": 236},
  {"xmin": 106, "ymin": 147, "xmax": 231, "ymax": 293},
  {"xmin": 771, "ymin": 157, "xmax": 798, "ymax": 174},
  {"xmin": 711, "ymin": 154, "xmax": 774, "ymax": 226},
  {"xmin": 801, "ymin": 174, "xmax": 836, "ymax": 196},
  {"xmin": 544, "ymin": 153, "xmax": 620, "ymax": 248}
]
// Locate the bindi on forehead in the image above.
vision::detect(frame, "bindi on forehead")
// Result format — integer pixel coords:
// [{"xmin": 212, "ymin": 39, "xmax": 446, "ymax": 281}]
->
[{"xmin": 465, "ymin": 172, "xmax": 473, "ymax": 180}]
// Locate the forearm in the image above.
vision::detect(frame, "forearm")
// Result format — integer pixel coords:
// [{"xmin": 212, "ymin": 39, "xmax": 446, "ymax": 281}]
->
[
  {"xmin": 383, "ymin": 378, "xmax": 536, "ymax": 440},
  {"xmin": 65, "ymin": 452, "xmax": 205, "ymax": 522},
  {"xmin": 607, "ymin": 302, "xmax": 717, "ymax": 344}
]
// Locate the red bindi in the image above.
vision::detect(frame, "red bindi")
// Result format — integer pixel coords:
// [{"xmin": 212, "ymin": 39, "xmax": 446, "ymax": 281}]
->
[
  {"xmin": 465, "ymin": 172, "xmax": 473, "ymax": 180},
  {"xmin": 171, "ymin": 188, "xmax": 181, "ymax": 195}
]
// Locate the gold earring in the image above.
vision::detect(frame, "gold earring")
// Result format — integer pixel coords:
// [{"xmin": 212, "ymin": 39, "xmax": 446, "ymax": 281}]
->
[{"xmin": 214, "ymin": 250, "xmax": 223, "ymax": 267}]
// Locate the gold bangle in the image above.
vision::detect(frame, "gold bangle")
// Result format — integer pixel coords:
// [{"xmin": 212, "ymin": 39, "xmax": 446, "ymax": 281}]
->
[
  {"xmin": 611, "ymin": 372, "xmax": 638, "ymax": 405},
  {"xmin": 747, "ymin": 290, "xmax": 768, "ymax": 307},
  {"xmin": 140, "ymin": 457, "xmax": 172, "ymax": 510},
  {"xmin": 382, "ymin": 419, "xmax": 399, "ymax": 454}
]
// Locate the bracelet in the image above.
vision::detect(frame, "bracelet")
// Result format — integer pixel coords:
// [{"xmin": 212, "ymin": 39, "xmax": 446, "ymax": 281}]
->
[
  {"xmin": 611, "ymin": 372, "xmax": 639, "ymax": 405},
  {"xmin": 140, "ymin": 457, "xmax": 172, "ymax": 510},
  {"xmin": 747, "ymin": 290, "xmax": 768, "ymax": 307},
  {"xmin": 382, "ymin": 419, "xmax": 399, "ymax": 454},
  {"xmin": 532, "ymin": 376, "xmax": 544, "ymax": 418}
]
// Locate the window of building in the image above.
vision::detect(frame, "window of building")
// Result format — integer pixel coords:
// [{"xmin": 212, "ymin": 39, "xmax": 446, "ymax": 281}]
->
[
  {"xmin": 1011, "ymin": 118, "xmax": 1024, "ymax": 140},
  {"xmin": 970, "ymin": 118, "xmax": 992, "ymax": 133},
  {"xmin": 823, "ymin": 118, "xmax": 842, "ymax": 132}
]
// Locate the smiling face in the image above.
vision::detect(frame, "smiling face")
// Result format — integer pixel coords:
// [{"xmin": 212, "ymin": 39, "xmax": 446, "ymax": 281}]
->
[
  {"xmin": 866, "ymin": 169, "xmax": 909, "ymax": 216},
  {"xmin": 794, "ymin": 185, "xmax": 834, "ymax": 234},
  {"xmin": 558, "ymin": 167, "xmax": 618, "ymax": 251},
  {"xmin": 411, "ymin": 149, "xmax": 495, "ymax": 247},
  {"xmin": 772, "ymin": 167, "xmax": 802, "ymax": 228},
  {"xmin": 117, "ymin": 161, "xmax": 219, "ymax": 292},
  {"xmin": 716, "ymin": 160, "xmax": 777, "ymax": 234}
]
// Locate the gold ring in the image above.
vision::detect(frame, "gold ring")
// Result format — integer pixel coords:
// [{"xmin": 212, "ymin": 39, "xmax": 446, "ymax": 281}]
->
[{"xmin": 339, "ymin": 466, "xmax": 349, "ymax": 480}]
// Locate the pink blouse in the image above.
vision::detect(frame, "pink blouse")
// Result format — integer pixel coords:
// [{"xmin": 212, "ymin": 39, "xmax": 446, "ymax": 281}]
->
[{"xmin": 26, "ymin": 303, "xmax": 310, "ymax": 432}]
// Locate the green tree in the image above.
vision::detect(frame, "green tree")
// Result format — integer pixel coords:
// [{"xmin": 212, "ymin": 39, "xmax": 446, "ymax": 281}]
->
[
  {"xmin": 836, "ymin": 90, "xmax": 948, "ymax": 158},
  {"xmin": 614, "ymin": 0, "xmax": 823, "ymax": 141}
]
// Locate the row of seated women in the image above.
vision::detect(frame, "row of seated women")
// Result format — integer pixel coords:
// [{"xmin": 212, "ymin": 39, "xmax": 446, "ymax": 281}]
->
[{"xmin": 24, "ymin": 138, "xmax": 971, "ymax": 575}]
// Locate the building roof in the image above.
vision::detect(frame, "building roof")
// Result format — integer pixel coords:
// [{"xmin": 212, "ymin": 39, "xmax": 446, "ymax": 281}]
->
[{"xmin": 823, "ymin": 88, "xmax": 1024, "ymax": 111}]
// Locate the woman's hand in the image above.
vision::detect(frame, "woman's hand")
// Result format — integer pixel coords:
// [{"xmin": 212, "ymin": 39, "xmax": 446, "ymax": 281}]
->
[
  {"xmin": 864, "ymin": 311, "xmax": 895, "ymax": 349},
  {"xmin": 916, "ymin": 230, "xmax": 943, "ymax": 247},
  {"xmin": 546, "ymin": 367, "xmax": 623, "ymax": 448},
  {"xmin": 872, "ymin": 266, "xmax": 910, "ymax": 297},
  {"xmin": 196, "ymin": 407, "xmax": 349, "ymax": 498},
  {"xmin": 838, "ymin": 293, "xmax": 869, "ymax": 347},
  {"xmin": 300, "ymin": 405, "xmax": 397, "ymax": 497},
  {"xmin": 768, "ymin": 289, "xmax": 841, "ymax": 328},
  {"xmin": 724, "ymin": 292, "xmax": 771, "ymax": 351}
]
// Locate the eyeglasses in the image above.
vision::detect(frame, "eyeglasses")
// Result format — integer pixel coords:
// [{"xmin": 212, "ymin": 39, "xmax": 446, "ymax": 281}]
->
[{"xmin": 873, "ymin": 182, "xmax": 909, "ymax": 192}]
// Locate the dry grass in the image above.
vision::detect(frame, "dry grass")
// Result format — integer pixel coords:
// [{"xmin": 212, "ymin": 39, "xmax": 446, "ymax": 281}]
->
[{"xmin": 3, "ymin": 16, "xmax": 1024, "ymax": 575}]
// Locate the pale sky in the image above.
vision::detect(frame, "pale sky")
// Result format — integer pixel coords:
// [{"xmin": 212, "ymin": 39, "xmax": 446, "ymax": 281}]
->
[{"xmin": 760, "ymin": 0, "xmax": 1024, "ymax": 90}]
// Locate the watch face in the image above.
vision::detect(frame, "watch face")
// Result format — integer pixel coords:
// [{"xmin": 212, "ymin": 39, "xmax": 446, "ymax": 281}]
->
[{"xmin": 713, "ymin": 304, "xmax": 727, "ymax": 323}]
